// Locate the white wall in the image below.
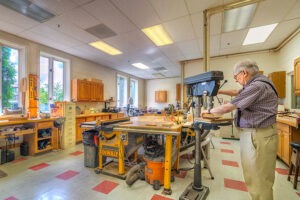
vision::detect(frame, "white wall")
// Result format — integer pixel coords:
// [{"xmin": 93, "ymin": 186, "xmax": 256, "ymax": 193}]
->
[
  {"xmin": 0, "ymin": 30, "xmax": 145, "ymax": 112},
  {"xmin": 146, "ymin": 77, "xmax": 181, "ymax": 110},
  {"xmin": 278, "ymin": 33, "xmax": 300, "ymax": 110}
]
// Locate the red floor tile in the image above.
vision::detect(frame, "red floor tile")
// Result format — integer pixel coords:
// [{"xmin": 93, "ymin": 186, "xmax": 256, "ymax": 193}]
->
[
  {"xmin": 92, "ymin": 180, "xmax": 119, "ymax": 194},
  {"xmin": 221, "ymin": 149, "xmax": 234, "ymax": 154},
  {"xmin": 224, "ymin": 178, "xmax": 248, "ymax": 192},
  {"xmin": 5, "ymin": 197, "xmax": 18, "ymax": 200},
  {"xmin": 56, "ymin": 170, "xmax": 79, "ymax": 180},
  {"xmin": 222, "ymin": 160, "xmax": 239, "ymax": 167},
  {"xmin": 220, "ymin": 141, "xmax": 231, "ymax": 145},
  {"xmin": 275, "ymin": 168, "xmax": 290, "ymax": 175},
  {"xmin": 70, "ymin": 151, "xmax": 83, "ymax": 156},
  {"xmin": 174, "ymin": 171, "xmax": 187, "ymax": 178},
  {"xmin": 28, "ymin": 163, "xmax": 50, "ymax": 171},
  {"xmin": 11, "ymin": 157, "xmax": 27, "ymax": 163},
  {"xmin": 297, "ymin": 192, "xmax": 300, "ymax": 197},
  {"xmin": 151, "ymin": 194, "xmax": 173, "ymax": 200}
]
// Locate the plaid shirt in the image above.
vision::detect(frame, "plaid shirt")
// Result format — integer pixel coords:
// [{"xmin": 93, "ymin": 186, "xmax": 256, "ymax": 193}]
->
[{"xmin": 231, "ymin": 74, "xmax": 278, "ymax": 128}]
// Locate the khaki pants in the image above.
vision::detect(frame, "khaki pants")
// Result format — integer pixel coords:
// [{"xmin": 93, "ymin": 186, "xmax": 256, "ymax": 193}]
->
[{"xmin": 238, "ymin": 124, "xmax": 278, "ymax": 200}]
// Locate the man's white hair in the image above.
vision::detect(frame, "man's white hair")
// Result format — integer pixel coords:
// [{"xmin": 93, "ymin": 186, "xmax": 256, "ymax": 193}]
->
[{"xmin": 233, "ymin": 60, "xmax": 260, "ymax": 76}]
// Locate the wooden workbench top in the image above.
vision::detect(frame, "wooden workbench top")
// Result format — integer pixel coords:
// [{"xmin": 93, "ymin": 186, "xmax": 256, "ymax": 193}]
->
[
  {"xmin": 0, "ymin": 117, "xmax": 56, "ymax": 126},
  {"xmin": 76, "ymin": 112, "xmax": 116, "ymax": 118}
]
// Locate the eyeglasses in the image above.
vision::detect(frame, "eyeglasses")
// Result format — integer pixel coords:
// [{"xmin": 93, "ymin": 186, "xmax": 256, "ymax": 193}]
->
[{"xmin": 234, "ymin": 71, "xmax": 243, "ymax": 80}]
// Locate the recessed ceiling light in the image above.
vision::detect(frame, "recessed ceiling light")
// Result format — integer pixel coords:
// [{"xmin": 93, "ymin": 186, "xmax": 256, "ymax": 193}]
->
[
  {"xmin": 223, "ymin": 4, "xmax": 257, "ymax": 33},
  {"xmin": 132, "ymin": 63, "xmax": 150, "ymax": 70},
  {"xmin": 142, "ymin": 25, "xmax": 173, "ymax": 46},
  {"xmin": 89, "ymin": 41, "xmax": 122, "ymax": 55},
  {"xmin": 243, "ymin": 23, "xmax": 278, "ymax": 45}
]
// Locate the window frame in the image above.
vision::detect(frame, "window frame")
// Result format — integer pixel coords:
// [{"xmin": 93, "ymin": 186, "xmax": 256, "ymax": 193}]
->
[
  {"xmin": 116, "ymin": 74, "xmax": 128, "ymax": 108},
  {"xmin": 0, "ymin": 41, "xmax": 25, "ymax": 115},
  {"xmin": 130, "ymin": 78, "xmax": 138, "ymax": 108},
  {"xmin": 39, "ymin": 52, "xmax": 70, "ymax": 112}
]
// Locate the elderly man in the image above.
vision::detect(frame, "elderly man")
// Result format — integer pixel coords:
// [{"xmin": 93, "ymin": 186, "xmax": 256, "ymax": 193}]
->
[{"xmin": 202, "ymin": 60, "xmax": 278, "ymax": 200}]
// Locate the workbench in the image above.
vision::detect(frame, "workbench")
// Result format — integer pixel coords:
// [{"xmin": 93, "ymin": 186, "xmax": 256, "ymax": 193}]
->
[{"xmin": 84, "ymin": 116, "xmax": 182, "ymax": 195}]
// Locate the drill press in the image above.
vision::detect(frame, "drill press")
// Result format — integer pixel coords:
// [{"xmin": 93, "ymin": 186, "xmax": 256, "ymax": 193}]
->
[{"xmin": 180, "ymin": 71, "xmax": 232, "ymax": 200}]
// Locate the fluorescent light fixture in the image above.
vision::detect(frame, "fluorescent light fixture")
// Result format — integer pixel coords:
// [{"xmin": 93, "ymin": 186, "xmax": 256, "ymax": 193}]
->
[
  {"xmin": 223, "ymin": 4, "xmax": 257, "ymax": 33},
  {"xmin": 142, "ymin": 25, "xmax": 173, "ymax": 46},
  {"xmin": 0, "ymin": 0, "xmax": 55, "ymax": 22},
  {"xmin": 243, "ymin": 23, "xmax": 278, "ymax": 45},
  {"xmin": 89, "ymin": 41, "xmax": 122, "ymax": 55},
  {"xmin": 132, "ymin": 63, "xmax": 150, "ymax": 70}
]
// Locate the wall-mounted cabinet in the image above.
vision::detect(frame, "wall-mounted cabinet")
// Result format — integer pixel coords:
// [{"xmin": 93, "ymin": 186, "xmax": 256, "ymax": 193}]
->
[
  {"xmin": 268, "ymin": 71, "xmax": 286, "ymax": 98},
  {"xmin": 294, "ymin": 57, "xmax": 300, "ymax": 96},
  {"xmin": 155, "ymin": 90, "xmax": 167, "ymax": 103},
  {"xmin": 72, "ymin": 79, "xmax": 104, "ymax": 102}
]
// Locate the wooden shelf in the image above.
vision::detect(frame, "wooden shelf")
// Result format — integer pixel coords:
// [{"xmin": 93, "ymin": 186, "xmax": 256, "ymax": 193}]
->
[
  {"xmin": 37, "ymin": 146, "xmax": 53, "ymax": 153},
  {"xmin": 37, "ymin": 136, "xmax": 52, "ymax": 141}
]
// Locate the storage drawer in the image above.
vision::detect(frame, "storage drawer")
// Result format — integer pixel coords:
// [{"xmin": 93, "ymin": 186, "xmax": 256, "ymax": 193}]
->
[
  {"xmin": 277, "ymin": 122, "xmax": 290, "ymax": 133},
  {"xmin": 37, "ymin": 121, "xmax": 53, "ymax": 129}
]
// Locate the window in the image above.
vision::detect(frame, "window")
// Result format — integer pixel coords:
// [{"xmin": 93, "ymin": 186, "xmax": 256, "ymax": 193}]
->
[
  {"xmin": 39, "ymin": 55, "xmax": 65, "ymax": 112},
  {"xmin": 117, "ymin": 74, "xmax": 128, "ymax": 108},
  {"xmin": 130, "ymin": 78, "xmax": 138, "ymax": 107},
  {"xmin": 0, "ymin": 45, "xmax": 20, "ymax": 113},
  {"xmin": 291, "ymin": 75, "xmax": 300, "ymax": 109}
]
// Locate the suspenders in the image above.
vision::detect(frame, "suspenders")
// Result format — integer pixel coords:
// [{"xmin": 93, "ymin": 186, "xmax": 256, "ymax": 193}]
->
[{"xmin": 236, "ymin": 80, "xmax": 278, "ymax": 127}]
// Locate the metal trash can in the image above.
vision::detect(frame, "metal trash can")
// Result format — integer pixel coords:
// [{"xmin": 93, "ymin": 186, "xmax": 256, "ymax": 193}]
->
[{"xmin": 82, "ymin": 129, "xmax": 99, "ymax": 168}]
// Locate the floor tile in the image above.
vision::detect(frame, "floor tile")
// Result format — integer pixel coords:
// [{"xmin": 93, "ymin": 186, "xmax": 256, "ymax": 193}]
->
[
  {"xmin": 221, "ymin": 149, "xmax": 234, "ymax": 154},
  {"xmin": 70, "ymin": 151, "xmax": 83, "ymax": 156},
  {"xmin": 297, "ymin": 192, "xmax": 300, "ymax": 197},
  {"xmin": 174, "ymin": 171, "xmax": 187, "ymax": 178},
  {"xmin": 224, "ymin": 178, "xmax": 248, "ymax": 192},
  {"xmin": 28, "ymin": 162, "xmax": 50, "ymax": 171},
  {"xmin": 275, "ymin": 167, "xmax": 290, "ymax": 175},
  {"xmin": 151, "ymin": 194, "xmax": 173, "ymax": 200},
  {"xmin": 222, "ymin": 160, "xmax": 239, "ymax": 167},
  {"xmin": 4, "ymin": 197, "xmax": 18, "ymax": 200},
  {"xmin": 220, "ymin": 141, "xmax": 231, "ymax": 145},
  {"xmin": 56, "ymin": 170, "xmax": 80, "ymax": 180},
  {"xmin": 11, "ymin": 157, "xmax": 27, "ymax": 163},
  {"xmin": 92, "ymin": 180, "xmax": 119, "ymax": 194}
]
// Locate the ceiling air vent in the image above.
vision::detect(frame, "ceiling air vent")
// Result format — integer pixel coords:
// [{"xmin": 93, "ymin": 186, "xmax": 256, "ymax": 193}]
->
[
  {"xmin": 152, "ymin": 73, "xmax": 165, "ymax": 78},
  {"xmin": 86, "ymin": 24, "xmax": 117, "ymax": 39},
  {"xmin": 0, "ymin": 0, "xmax": 55, "ymax": 22},
  {"xmin": 153, "ymin": 67, "xmax": 168, "ymax": 72}
]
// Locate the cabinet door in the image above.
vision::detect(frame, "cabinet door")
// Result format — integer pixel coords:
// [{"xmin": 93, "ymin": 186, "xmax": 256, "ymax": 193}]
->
[
  {"xmin": 268, "ymin": 71, "xmax": 286, "ymax": 98},
  {"xmin": 282, "ymin": 130, "xmax": 291, "ymax": 165},
  {"xmin": 76, "ymin": 118, "xmax": 85, "ymax": 143},
  {"xmin": 277, "ymin": 131, "xmax": 282, "ymax": 157},
  {"xmin": 90, "ymin": 81, "xmax": 97, "ymax": 101},
  {"xmin": 295, "ymin": 57, "xmax": 300, "ymax": 95}
]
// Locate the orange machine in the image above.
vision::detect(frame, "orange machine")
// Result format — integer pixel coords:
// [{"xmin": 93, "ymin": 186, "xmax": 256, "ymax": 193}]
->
[{"xmin": 144, "ymin": 157, "xmax": 165, "ymax": 190}]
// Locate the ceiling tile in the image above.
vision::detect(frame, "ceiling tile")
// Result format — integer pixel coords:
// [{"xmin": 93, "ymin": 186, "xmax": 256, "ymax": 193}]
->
[
  {"xmin": 250, "ymin": 0, "xmax": 297, "ymax": 27},
  {"xmin": 220, "ymin": 29, "xmax": 248, "ymax": 48},
  {"xmin": 177, "ymin": 40, "xmax": 202, "ymax": 60},
  {"xmin": 32, "ymin": 0, "xmax": 77, "ymax": 15},
  {"xmin": 83, "ymin": 0, "xmax": 136, "ymax": 34},
  {"xmin": 284, "ymin": 0, "xmax": 300, "ymax": 20},
  {"xmin": 190, "ymin": 12, "xmax": 203, "ymax": 38},
  {"xmin": 185, "ymin": 0, "xmax": 223, "ymax": 14},
  {"xmin": 64, "ymin": 7, "xmax": 100, "ymax": 29},
  {"xmin": 149, "ymin": 0, "xmax": 188, "ymax": 21},
  {"xmin": 111, "ymin": 0, "xmax": 160, "ymax": 28},
  {"xmin": 0, "ymin": 20, "xmax": 25, "ymax": 34},
  {"xmin": 164, "ymin": 16, "xmax": 196, "ymax": 42}
]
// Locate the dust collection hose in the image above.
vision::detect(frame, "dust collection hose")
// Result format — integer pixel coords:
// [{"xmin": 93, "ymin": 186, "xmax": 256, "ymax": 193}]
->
[{"xmin": 125, "ymin": 163, "xmax": 145, "ymax": 186}]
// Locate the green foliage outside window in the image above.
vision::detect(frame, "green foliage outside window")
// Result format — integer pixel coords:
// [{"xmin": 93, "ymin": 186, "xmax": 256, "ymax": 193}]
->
[{"xmin": 1, "ymin": 47, "xmax": 16, "ymax": 109}]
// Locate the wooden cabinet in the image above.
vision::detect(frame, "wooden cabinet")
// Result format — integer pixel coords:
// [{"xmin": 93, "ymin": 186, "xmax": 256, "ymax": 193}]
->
[
  {"xmin": 72, "ymin": 79, "xmax": 91, "ymax": 101},
  {"xmin": 155, "ymin": 91, "xmax": 167, "ymax": 103},
  {"xmin": 35, "ymin": 121, "xmax": 55, "ymax": 154},
  {"xmin": 294, "ymin": 57, "xmax": 300, "ymax": 95},
  {"xmin": 176, "ymin": 84, "xmax": 181, "ymax": 101},
  {"xmin": 277, "ymin": 122, "xmax": 300, "ymax": 165},
  {"xmin": 72, "ymin": 79, "xmax": 104, "ymax": 102},
  {"xmin": 268, "ymin": 71, "xmax": 286, "ymax": 98},
  {"xmin": 90, "ymin": 81, "xmax": 104, "ymax": 102}
]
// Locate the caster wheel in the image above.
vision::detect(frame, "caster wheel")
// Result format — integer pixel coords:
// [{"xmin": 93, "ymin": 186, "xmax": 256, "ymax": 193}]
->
[
  {"xmin": 153, "ymin": 180, "xmax": 161, "ymax": 190},
  {"xmin": 94, "ymin": 168, "xmax": 101, "ymax": 174},
  {"xmin": 171, "ymin": 175, "xmax": 175, "ymax": 182}
]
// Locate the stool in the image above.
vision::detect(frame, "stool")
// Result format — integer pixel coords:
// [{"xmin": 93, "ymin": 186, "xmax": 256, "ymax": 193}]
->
[{"xmin": 288, "ymin": 142, "xmax": 300, "ymax": 189}]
